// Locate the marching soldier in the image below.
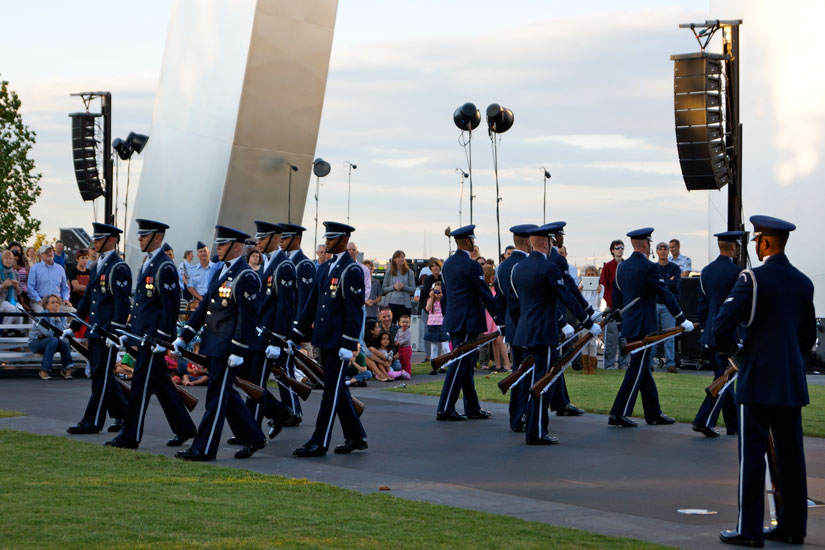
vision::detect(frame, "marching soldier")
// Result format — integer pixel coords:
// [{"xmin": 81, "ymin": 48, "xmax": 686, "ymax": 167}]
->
[
  {"xmin": 436, "ymin": 225, "xmax": 503, "ymax": 421},
  {"xmin": 172, "ymin": 226, "xmax": 266, "ymax": 461},
  {"xmin": 105, "ymin": 219, "xmax": 197, "ymax": 449},
  {"xmin": 716, "ymin": 216, "xmax": 814, "ymax": 548},
  {"xmin": 511, "ymin": 223, "xmax": 599, "ymax": 444},
  {"xmin": 607, "ymin": 227, "xmax": 693, "ymax": 428},
  {"xmin": 290, "ymin": 221, "xmax": 367, "ymax": 457},
  {"xmin": 494, "ymin": 224, "xmax": 536, "ymax": 432},
  {"xmin": 65, "ymin": 223, "xmax": 130, "ymax": 435},
  {"xmin": 691, "ymin": 231, "xmax": 744, "ymax": 438}
]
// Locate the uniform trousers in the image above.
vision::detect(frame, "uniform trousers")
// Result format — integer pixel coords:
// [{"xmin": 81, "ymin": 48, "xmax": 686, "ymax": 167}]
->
[
  {"xmin": 548, "ymin": 373, "xmax": 572, "ymax": 412},
  {"xmin": 526, "ymin": 345, "xmax": 559, "ymax": 441},
  {"xmin": 245, "ymin": 350, "xmax": 292, "ymax": 426},
  {"xmin": 81, "ymin": 339, "xmax": 128, "ymax": 428},
  {"xmin": 437, "ymin": 331, "xmax": 482, "ymax": 415},
  {"xmin": 277, "ymin": 352, "xmax": 302, "ymax": 417},
  {"xmin": 121, "ymin": 344, "xmax": 196, "ymax": 442},
  {"xmin": 692, "ymin": 348, "xmax": 738, "ymax": 433},
  {"xmin": 736, "ymin": 404, "xmax": 806, "ymax": 541},
  {"xmin": 308, "ymin": 348, "xmax": 366, "ymax": 449},
  {"xmin": 609, "ymin": 344, "xmax": 662, "ymax": 421},
  {"xmin": 191, "ymin": 356, "xmax": 264, "ymax": 459},
  {"xmin": 508, "ymin": 346, "xmax": 530, "ymax": 431}
]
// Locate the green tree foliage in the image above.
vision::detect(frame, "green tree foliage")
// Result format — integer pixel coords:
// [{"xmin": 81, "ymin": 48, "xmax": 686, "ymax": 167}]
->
[{"xmin": 0, "ymin": 75, "xmax": 42, "ymax": 244}]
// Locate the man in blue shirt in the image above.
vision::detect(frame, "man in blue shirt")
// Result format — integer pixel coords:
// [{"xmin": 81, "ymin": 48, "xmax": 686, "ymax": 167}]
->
[
  {"xmin": 53, "ymin": 240, "xmax": 67, "ymax": 268},
  {"xmin": 185, "ymin": 241, "xmax": 215, "ymax": 301},
  {"xmin": 28, "ymin": 245, "xmax": 73, "ymax": 312},
  {"xmin": 654, "ymin": 242, "xmax": 681, "ymax": 373}
]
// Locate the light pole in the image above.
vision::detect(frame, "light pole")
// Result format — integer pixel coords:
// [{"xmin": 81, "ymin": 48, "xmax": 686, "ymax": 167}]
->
[
  {"xmin": 286, "ymin": 162, "xmax": 298, "ymax": 222},
  {"xmin": 542, "ymin": 167, "xmax": 551, "ymax": 224},
  {"xmin": 344, "ymin": 161, "xmax": 357, "ymax": 224},
  {"xmin": 455, "ymin": 168, "xmax": 468, "ymax": 226},
  {"xmin": 312, "ymin": 158, "xmax": 331, "ymax": 254}
]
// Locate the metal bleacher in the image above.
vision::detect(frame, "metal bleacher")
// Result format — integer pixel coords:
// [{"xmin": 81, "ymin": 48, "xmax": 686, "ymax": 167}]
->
[{"xmin": 0, "ymin": 317, "xmax": 88, "ymax": 374}]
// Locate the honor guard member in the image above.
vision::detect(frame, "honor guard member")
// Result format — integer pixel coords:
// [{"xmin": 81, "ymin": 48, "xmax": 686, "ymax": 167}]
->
[
  {"xmin": 172, "ymin": 226, "xmax": 266, "ymax": 461},
  {"xmin": 436, "ymin": 225, "xmax": 503, "ymax": 421},
  {"xmin": 233, "ymin": 220, "xmax": 299, "ymax": 441},
  {"xmin": 547, "ymin": 222, "xmax": 592, "ymax": 417},
  {"xmin": 608, "ymin": 227, "xmax": 693, "ymax": 428},
  {"xmin": 279, "ymin": 222, "xmax": 315, "ymax": 422},
  {"xmin": 494, "ymin": 224, "xmax": 536, "ymax": 432},
  {"xmin": 715, "ymin": 216, "xmax": 814, "ymax": 548},
  {"xmin": 290, "ymin": 221, "xmax": 367, "ymax": 457},
  {"xmin": 105, "ymin": 219, "xmax": 197, "ymax": 449},
  {"xmin": 65, "ymin": 223, "xmax": 130, "ymax": 435},
  {"xmin": 511, "ymin": 224, "xmax": 599, "ymax": 444},
  {"xmin": 691, "ymin": 231, "xmax": 744, "ymax": 438}
]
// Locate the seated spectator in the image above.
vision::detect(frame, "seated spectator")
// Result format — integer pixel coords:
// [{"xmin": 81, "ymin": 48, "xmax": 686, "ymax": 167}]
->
[
  {"xmin": 0, "ymin": 250, "xmax": 22, "ymax": 327},
  {"xmin": 25, "ymin": 246, "xmax": 37, "ymax": 268},
  {"xmin": 28, "ymin": 294, "xmax": 74, "ymax": 380},
  {"xmin": 382, "ymin": 250, "xmax": 415, "ymax": 321},
  {"xmin": 668, "ymin": 238, "xmax": 693, "ymax": 277},
  {"xmin": 115, "ymin": 351, "xmax": 135, "ymax": 380},
  {"xmin": 7, "ymin": 242, "xmax": 29, "ymax": 310},
  {"xmin": 363, "ymin": 319, "xmax": 391, "ymax": 381},
  {"xmin": 371, "ymin": 331, "xmax": 407, "ymax": 380},
  {"xmin": 345, "ymin": 344, "xmax": 373, "ymax": 387},
  {"xmin": 247, "ymin": 249, "xmax": 263, "ymax": 273},
  {"xmin": 377, "ymin": 307, "xmax": 399, "ymax": 350},
  {"xmin": 424, "ymin": 280, "xmax": 450, "ymax": 367},
  {"xmin": 362, "ymin": 260, "xmax": 383, "ymax": 322},
  {"xmin": 68, "ymin": 248, "xmax": 90, "ymax": 308},
  {"xmin": 27, "ymin": 245, "xmax": 73, "ymax": 313}
]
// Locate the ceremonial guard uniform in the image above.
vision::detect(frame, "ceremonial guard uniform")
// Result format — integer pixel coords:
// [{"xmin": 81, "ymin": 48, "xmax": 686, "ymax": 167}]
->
[
  {"xmin": 291, "ymin": 222, "xmax": 366, "ymax": 457},
  {"xmin": 436, "ymin": 225, "xmax": 502, "ymax": 421},
  {"xmin": 511, "ymin": 224, "xmax": 596, "ymax": 444},
  {"xmin": 494, "ymin": 224, "xmax": 536, "ymax": 432},
  {"xmin": 716, "ymin": 216, "xmax": 814, "ymax": 547},
  {"xmin": 107, "ymin": 219, "xmax": 196, "ymax": 449},
  {"xmin": 173, "ymin": 226, "xmax": 266, "ymax": 461},
  {"xmin": 66, "ymin": 223, "xmax": 130, "ymax": 434},
  {"xmin": 608, "ymin": 227, "xmax": 692, "ymax": 427},
  {"xmin": 691, "ymin": 231, "xmax": 744, "ymax": 438}
]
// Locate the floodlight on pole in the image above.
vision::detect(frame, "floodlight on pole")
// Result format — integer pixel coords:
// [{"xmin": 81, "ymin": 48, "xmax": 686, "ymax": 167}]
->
[
  {"xmin": 542, "ymin": 167, "xmax": 551, "ymax": 224},
  {"xmin": 312, "ymin": 158, "xmax": 331, "ymax": 255},
  {"xmin": 455, "ymin": 168, "xmax": 469, "ymax": 226},
  {"xmin": 453, "ymin": 102, "xmax": 480, "ymax": 223},
  {"xmin": 286, "ymin": 161, "xmax": 298, "ymax": 222},
  {"xmin": 344, "ymin": 161, "xmax": 357, "ymax": 224},
  {"xmin": 486, "ymin": 103, "xmax": 514, "ymax": 262}
]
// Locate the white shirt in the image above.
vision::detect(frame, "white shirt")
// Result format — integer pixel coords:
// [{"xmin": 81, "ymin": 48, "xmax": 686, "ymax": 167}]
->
[
  {"xmin": 140, "ymin": 248, "xmax": 163, "ymax": 277},
  {"xmin": 218, "ymin": 255, "xmax": 242, "ymax": 280}
]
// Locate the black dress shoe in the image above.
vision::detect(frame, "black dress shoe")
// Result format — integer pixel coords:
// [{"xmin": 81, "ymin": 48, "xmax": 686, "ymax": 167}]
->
[
  {"xmin": 282, "ymin": 414, "xmax": 302, "ymax": 428},
  {"xmin": 692, "ymin": 424, "xmax": 720, "ymax": 438},
  {"xmin": 334, "ymin": 438, "xmax": 368, "ymax": 454},
  {"xmin": 293, "ymin": 443, "xmax": 327, "ymax": 457},
  {"xmin": 719, "ymin": 529, "xmax": 764, "ymax": 547},
  {"xmin": 104, "ymin": 436, "xmax": 138, "ymax": 449},
  {"xmin": 436, "ymin": 411, "xmax": 467, "ymax": 421},
  {"xmin": 227, "ymin": 436, "xmax": 243, "ymax": 446},
  {"xmin": 166, "ymin": 433, "xmax": 195, "ymax": 447},
  {"xmin": 268, "ymin": 422, "xmax": 284, "ymax": 440},
  {"xmin": 646, "ymin": 413, "xmax": 676, "ymax": 425},
  {"xmin": 107, "ymin": 418, "xmax": 125, "ymax": 433},
  {"xmin": 175, "ymin": 448, "xmax": 213, "ymax": 462},
  {"xmin": 608, "ymin": 415, "xmax": 637, "ymax": 427},
  {"xmin": 234, "ymin": 440, "xmax": 266, "ymax": 459},
  {"xmin": 467, "ymin": 409, "xmax": 492, "ymax": 420},
  {"xmin": 67, "ymin": 422, "xmax": 101, "ymax": 434},
  {"xmin": 557, "ymin": 405, "xmax": 585, "ymax": 417},
  {"xmin": 511, "ymin": 423, "xmax": 527, "ymax": 433},
  {"xmin": 526, "ymin": 435, "xmax": 559, "ymax": 445},
  {"xmin": 763, "ymin": 525, "xmax": 804, "ymax": 544}
]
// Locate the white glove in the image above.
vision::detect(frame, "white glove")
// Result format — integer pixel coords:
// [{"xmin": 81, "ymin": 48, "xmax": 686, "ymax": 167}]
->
[
  {"xmin": 105, "ymin": 336, "xmax": 121, "ymax": 349},
  {"xmin": 561, "ymin": 324, "xmax": 574, "ymax": 339},
  {"xmin": 228, "ymin": 354, "xmax": 244, "ymax": 368},
  {"xmin": 119, "ymin": 334, "xmax": 129, "ymax": 349},
  {"xmin": 171, "ymin": 337, "xmax": 186, "ymax": 356},
  {"xmin": 152, "ymin": 343, "xmax": 167, "ymax": 354},
  {"xmin": 61, "ymin": 328, "xmax": 74, "ymax": 341},
  {"xmin": 285, "ymin": 340, "xmax": 297, "ymax": 355},
  {"xmin": 681, "ymin": 319, "xmax": 695, "ymax": 333},
  {"xmin": 588, "ymin": 324, "xmax": 602, "ymax": 338},
  {"xmin": 338, "ymin": 347, "xmax": 353, "ymax": 362},
  {"xmin": 265, "ymin": 345, "xmax": 281, "ymax": 360}
]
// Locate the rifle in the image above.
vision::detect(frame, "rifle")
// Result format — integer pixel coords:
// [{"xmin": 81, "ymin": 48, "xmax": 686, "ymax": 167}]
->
[
  {"xmin": 270, "ymin": 364, "xmax": 312, "ymax": 401},
  {"xmin": 257, "ymin": 326, "xmax": 365, "ymax": 416},
  {"xmin": 621, "ymin": 325, "xmax": 692, "ymax": 355},
  {"xmin": 497, "ymin": 356, "xmax": 534, "ymax": 394},
  {"xmin": 70, "ymin": 314, "xmax": 141, "ymax": 359},
  {"xmin": 705, "ymin": 357, "xmax": 739, "ymax": 399},
  {"xmin": 431, "ymin": 331, "xmax": 499, "ymax": 371}
]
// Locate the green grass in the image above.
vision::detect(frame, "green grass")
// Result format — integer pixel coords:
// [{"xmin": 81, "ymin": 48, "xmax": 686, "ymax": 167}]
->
[
  {"xmin": 0, "ymin": 410, "xmax": 24, "ymax": 418},
  {"xmin": 0, "ymin": 429, "xmax": 668, "ymax": 550},
  {"xmin": 397, "ymin": 365, "xmax": 825, "ymax": 438}
]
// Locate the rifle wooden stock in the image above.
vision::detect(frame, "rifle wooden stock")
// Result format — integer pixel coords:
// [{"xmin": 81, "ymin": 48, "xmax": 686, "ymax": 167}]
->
[
  {"xmin": 497, "ymin": 357, "xmax": 534, "ymax": 394},
  {"xmin": 291, "ymin": 350, "xmax": 365, "ymax": 416},
  {"xmin": 234, "ymin": 377, "xmax": 265, "ymax": 402},
  {"xmin": 270, "ymin": 364, "xmax": 312, "ymax": 401},
  {"xmin": 705, "ymin": 364, "xmax": 738, "ymax": 398},
  {"xmin": 621, "ymin": 326, "xmax": 685, "ymax": 355},
  {"xmin": 115, "ymin": 377, "xmax": 131, "ymax": 398},
  {"xmin": 530, "ymin": 334, "xmax": 592, "ymax": 398},
  {"xmin": 431, "ymin": 331, "xmax": 499, "ymax": 371}
]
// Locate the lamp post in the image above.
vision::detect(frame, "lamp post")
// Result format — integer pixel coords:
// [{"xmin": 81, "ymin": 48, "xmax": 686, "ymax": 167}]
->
[
  {"xmin": 542, "ymin": 167, "xmax": 551, "ymax": 224},
  {"xmin": 286, "ymin": 162, "xmax": 298, "ymax": 222},
  {"xmin": 344, "ymin": 161, "xmax": 357, "ymax": 224},
  {"xmin": 486, "ymin": 103, "xmax": 514, "ymax": 262},
  {"xmin": 312, "ymin": 158, "xmax": 331, "ymax": 254}
]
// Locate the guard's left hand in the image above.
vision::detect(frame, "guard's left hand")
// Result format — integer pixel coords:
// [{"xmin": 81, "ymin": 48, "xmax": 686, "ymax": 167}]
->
[
  {"xmin": 265, "ymin": 345, "xmax": 281, "ymax": 360},
  {"xmin": 228, "ymin": 354, "xmax": 244, "ymax": 368},
  {"xmin": 561, "ymin": 324, "xmax": 574, "ymax": 339},
  {"xmin": 151, "ymin": 343, "xmax": 167, "ymax": 354},
  {"xmin": 338, "ymin": 347, "xmax": 353, "ymax": 362},
  {"xmin": 588, "ymin": 324, "xmax": 602, "ymax": 338},
  {"xmin": 681, "ymin": 320, "xmax": 695, "ymax": 333}
]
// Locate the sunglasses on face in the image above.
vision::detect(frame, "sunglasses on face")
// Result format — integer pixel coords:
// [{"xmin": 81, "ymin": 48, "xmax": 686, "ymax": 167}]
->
[{"xmin": 613, "ymin": 246, "xmax": 624, "ymax": 250}]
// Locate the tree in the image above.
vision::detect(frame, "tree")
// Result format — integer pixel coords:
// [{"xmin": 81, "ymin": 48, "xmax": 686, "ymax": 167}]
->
[{"xmin": 0, "ymin": 74, "xmax": 42, "ymax": 245}]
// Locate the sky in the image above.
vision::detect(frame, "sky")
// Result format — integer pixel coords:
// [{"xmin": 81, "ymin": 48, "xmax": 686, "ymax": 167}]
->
[{"xmin": 3, "ymin": 0, "xmax": 825, "ymax": 306}]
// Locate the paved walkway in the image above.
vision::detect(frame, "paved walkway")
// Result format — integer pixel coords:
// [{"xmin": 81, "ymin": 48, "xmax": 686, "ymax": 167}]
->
[{"xmin": 1, "ymin": 374, "xmax": 823, "ymax": 549}]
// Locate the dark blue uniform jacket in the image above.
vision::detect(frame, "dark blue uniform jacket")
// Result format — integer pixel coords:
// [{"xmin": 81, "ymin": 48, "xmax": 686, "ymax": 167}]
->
[
  {"xmin": 697, "ymin": 255, "xmax": 741, "ymax": 347},
  {"xmin": 128, "ymin": 248, "xmax": 180, "ymax": 344},
  {"xmin": 441, "ymin": 249, "xmax": 501, "ymax": 335},
  {"xmin": 71, "ymin": 251, "xmax": 132, "ymax": 339}
]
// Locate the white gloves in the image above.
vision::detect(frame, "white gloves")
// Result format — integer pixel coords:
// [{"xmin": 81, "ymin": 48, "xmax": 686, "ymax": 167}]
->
[
  {"xmin": 588, "ymin": 324, "xmax": 602, "ymax": 337},
  {"xmin": 61, "ymin": 328, "xmax": 74, "ymax": 341},
  {"xmin": 561, "ymin": 324, "xmax": 574, "ymax": 339},
  {"xmin": 681, "ymin": 319, "xmax": 695, "ymax": 333},
  {"xmin": 265, "ymin": 345, "xmax": 281, "ymax": 360},
  {"xmin": 152, "ymin": 343, "xmax": 167, "ymax": 354},
  {"xmin": 285, "ymin": 340, "xmax": 297, "ymax": 355},
  {"xmin": 338, "ymin": 347, "xmax": 353, "ymax": 362},
  {"xmin": 105, "ymin": 336, "xmax": 121, "ymax": 349},
  {"xmin": 119, "ymin": 334, "xmax": 129, "ymax": 349},
  {"xmin": 228, "ymin": 354, "xmax": 244, "ymax": 368},
  {"xmin": 171, "ymin": 337, "xmax": 186, "ymax": 356}
]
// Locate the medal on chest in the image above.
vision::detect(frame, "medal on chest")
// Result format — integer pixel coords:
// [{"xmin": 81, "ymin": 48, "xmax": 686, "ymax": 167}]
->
[
  {"xmin": 145, "ymin": 276, "xmax": 154, "ymax": 297},
  {"xmin": 99, "ymin": 273, "xmax": 107, "ymax": 292},
  {"xmin": 329, "ymin": 277, "xmax": 339, "ymax": 298},
  {"xmin": 218, "ymin": 278, "xmax": 233, "ymax": 306},
  {"xmin": 266, "ymin": 275, "xmax": 273, "ymax": 295}
]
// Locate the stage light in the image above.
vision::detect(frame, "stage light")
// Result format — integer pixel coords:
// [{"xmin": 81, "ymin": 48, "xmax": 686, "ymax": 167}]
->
[
  {"xmin": 69, "ymin": 112, "xmax": 104, "ymax": 201},
  {"xmin": 453, "ymin": 103, "xmax": 480, "ymax": 131},
  {"xmin": 112, "ymin": 132, "xmax": 149, "ymax": 161},
  {"xmin": 112, "ymin": 138, "xmax": 132, "ymax": 161},
  {"xmin": 127, "ymin": 132, "xmax": 149, "ymax": 154},
  {"xmin": 486, "ymin": 103, "xmax": 514, "ymax": 134},
  {"xmin": 313, "ymin": 158, "xmax": 331, "ymax": 177}
]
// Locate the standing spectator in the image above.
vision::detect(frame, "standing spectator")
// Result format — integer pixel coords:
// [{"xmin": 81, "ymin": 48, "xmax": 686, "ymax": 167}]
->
[
  {"xmin": 67, "ymin": 248, "xmax": 90, "ymax": 308},
  {"xmin": 25, "ymin": 246, "xmax": 37, "ymax": 267},
  {"xmin": 503, "ymin": 245, "xmax": 515, "ymax": 260},
  {"xmin": 382, "ymin": 250, "xmax": 415, "ymax": 322},
  {"xmin": 28, "ymin": 294, "xmax": 75, "ymax": 380},
  {"xmin": 578, "ymin": 266, "xmax": 603, "ymax": 374},
  {"xmin": 247, "ymin": 249, "xmax": 263, "ymax": 273},
  {"xmin": 178, "ymin": 250, "xmax": 194, "ymax": 283},
  {"xmin": 668, "ymin": 238, "xmax": 692, "ymax": 277},
  {"xmin": 163, "ymin": 243, "xmax": 175, "ymax": 260},
  {"xmin": 424, "ymin": 280, "xmax": 449, "ymax": 364},
  {"xmin": 28, "ymin": 245, "xmax": 73, "ymax": 313},
  {"xmin": 314, "ymin": 243, "xmax": 328, "ymax": 267},
  {"xmin": 470, "ymin": 245, "xmax": 480, "ymax": 261},
  {"xmin": 186, "ymin": 242, "xmax": 215, "ymax": 302},
  {"xmin": 393, "ymin": 315, "xmax": 413, "ymax": 379},
  {"xmin": 419, "ymin": 258, "xmax": 443, "ymax": 361},
  {"xmin": 483, "ymin": 264, "xmax": 510, "ymax": 372},
  {"xmin": 7, "ymin": 242, "xmax": 29, "ymax": 309},
  {"xmin": 0, "ymin": 250, "xmax": 22, "ymax": 327},
  {"xmin": 346, "ymin": 242, "xmax": 371, "ymax": 296},
  {"xmin": 362, "ymin": 260, "xmax": 383, "ymax": 322},
  {"xmin": 558, "ymin": 245, "xmax": 579, "ymax": 285},
  {"xmin": 53, "ymin": 240, "xmax": 67, "ymax": 268},
  {"xmin": 599, "ymin": 239, "xmax": 628, "ymax": 370},
  {"xmin": 655, "ymin": 242, "xmax": 681, "ymax": 372}
]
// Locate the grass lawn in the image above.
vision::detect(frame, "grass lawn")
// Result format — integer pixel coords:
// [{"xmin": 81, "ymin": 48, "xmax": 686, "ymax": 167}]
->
[
  {"xmin": 0, "ymin": 409, "xmax": 24, "ymax": 418},
  {"xmin": 0, "ymin": 430, "xmax": 668, "ymax": 550},
  {"xmin": 397, "ymin": 365, "xmax": 825, "ymax": 438}
]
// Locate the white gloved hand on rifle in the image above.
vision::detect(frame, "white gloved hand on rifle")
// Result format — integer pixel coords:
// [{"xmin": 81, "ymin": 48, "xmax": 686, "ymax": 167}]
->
[
  {"xmin": 681, "ymin": 319, "xmax": 695, "ymax": 333},
  {"xmin": 588, "ymin": 323, "xmax": 602, "ymax": 338},
  {"xmin": 285, "ymin": 340, "xmax": 297, "ymax": 355},
  {"xmin": 119, "ymin": 334, "xmax": 129, "ymax": 349},
  {"xmin": 105, "ymin": 336, "xmax": 121, "ymax": 349},
  {"xmin": 171, "ymin": 337, "xmax": 186, "ymax": 356},
  {"xmin": 561, "ymin": 324, "xmax": 574, "ymax": 339},
  {"xmin": 265, "ymin": 345, "xmax": 281, "ymax": 360},
  {"xmin": 338, "ymin": 347, "xmax": 353, "ymax": 362},
  {"xmin": 61, "ymin": 328, "xmax": 74, "ymax": 342},
  {"xmin": 151, "ymin": 343, "xmax": 167, "ymax": 354},
  {"xmin": 227, "ymin": 354, "xmax": 244, "ymax": 368}
]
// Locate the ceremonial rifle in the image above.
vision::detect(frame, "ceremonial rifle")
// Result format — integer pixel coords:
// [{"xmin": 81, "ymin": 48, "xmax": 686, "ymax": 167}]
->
[
  {"xmin": 497, "ymin": 356, "xmax": 535, "ymax": 394},
  {"xmin": 431, "ymin": 331, "xmax": 499, "ymax": 371},
  {"xmin": 621, "ymin": 323, "xmax": 695, "ymax": 356},
  {"xmin": 705, "ymin": 356, "xmax": 739, "ymax": 399},
  {"xmin": 258, "ymin": 326, "xmax": 365, "ymax": 416}
]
